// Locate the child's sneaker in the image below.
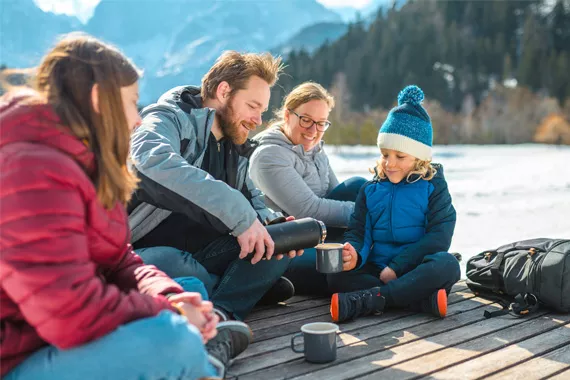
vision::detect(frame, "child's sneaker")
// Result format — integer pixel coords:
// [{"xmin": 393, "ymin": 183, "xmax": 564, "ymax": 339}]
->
[
  {"xmin": 420, "ymin": 289, "xmax": 448, "ymax": 318},
  {"xmin": 330, "ymin": 287, "xmax": 385, "ymax": 323}
]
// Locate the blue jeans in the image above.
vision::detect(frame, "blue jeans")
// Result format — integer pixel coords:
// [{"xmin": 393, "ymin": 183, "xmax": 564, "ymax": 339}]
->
[
  {"xmin": 284, "ymin": 176, "xmax": 367, "ymax": 296},
  {"xmin": 137, "ymin": 236, "xmax": 291, "ymax": 320},
  {"xmin": 4, "ymin": 311, "xmax": 218, "ymax": 380},
  {"xmin": 137, "ymin": 247, "xmax": 219, "ymax": 296},
  {"xmin": 327, "ymin": 251, "xmax": 461, "ymax": 307}
]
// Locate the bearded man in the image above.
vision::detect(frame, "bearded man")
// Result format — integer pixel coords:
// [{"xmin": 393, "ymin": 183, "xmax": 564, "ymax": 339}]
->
[{"xmin": 128, "ymin": 51, "xmax": 301, "ymax": 321}]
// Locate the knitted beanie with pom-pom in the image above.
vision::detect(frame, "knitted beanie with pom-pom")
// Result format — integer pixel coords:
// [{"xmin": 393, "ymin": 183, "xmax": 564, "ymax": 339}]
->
[{"xmin": 377, "ymin": 85, "xmax": 433, "ymax": 161}]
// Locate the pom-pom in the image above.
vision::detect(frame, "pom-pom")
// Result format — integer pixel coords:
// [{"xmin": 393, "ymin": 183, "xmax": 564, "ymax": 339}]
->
[{"xmin": 397, "ymin": 85, "xmax": 424, "ymax": 106}]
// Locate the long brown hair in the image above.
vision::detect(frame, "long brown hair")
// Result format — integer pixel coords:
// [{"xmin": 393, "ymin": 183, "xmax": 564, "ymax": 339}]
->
[{"xmin": 33, "ymin": 33, "xmax": 140, "ymax": 209}]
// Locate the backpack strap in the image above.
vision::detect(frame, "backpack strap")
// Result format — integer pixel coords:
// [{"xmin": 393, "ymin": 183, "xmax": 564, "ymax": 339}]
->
[
  {"xmin": 484, "ymin": 293, "xmax": 540, "ymax": 319},
  {"xmin": 489, "ymin": 250, "xmax": 506, "ymax": 291}
]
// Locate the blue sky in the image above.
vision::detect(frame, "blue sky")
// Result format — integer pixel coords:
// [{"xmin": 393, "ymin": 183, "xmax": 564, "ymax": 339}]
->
[{"xmin": 33, "ymin": 0, "xmax": 373, "ymax": 23}]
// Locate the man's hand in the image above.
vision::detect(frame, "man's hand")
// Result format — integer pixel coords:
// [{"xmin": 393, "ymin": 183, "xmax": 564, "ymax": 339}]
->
[
  {"xmin": 342, "ymin": 243, "xmax": 358, "ymax": 271},
  {"xmin": 274, "ymin": 216, "xmax": 304, "ymax": 260},
  {"xmin": 379, "ymin": 267, "xmax": 397, "ymax": 284},
  {"xmin": 169, "ymin": 292, "xmax": 219, "ymax": 343},
  {"xmin": 238, "ymin": 219, "xmax": 275, "ymax": 264}
]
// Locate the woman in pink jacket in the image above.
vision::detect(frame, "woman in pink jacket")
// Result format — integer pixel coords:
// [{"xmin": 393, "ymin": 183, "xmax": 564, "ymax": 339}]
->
[{"xmin": 0, "ymin": 34, "xmax": 249, "ymax": 380}]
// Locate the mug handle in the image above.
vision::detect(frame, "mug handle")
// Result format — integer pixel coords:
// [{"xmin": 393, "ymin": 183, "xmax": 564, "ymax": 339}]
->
[{"xmin": 290, "ymin": 332, "xmax": 304, "ymax": 353}]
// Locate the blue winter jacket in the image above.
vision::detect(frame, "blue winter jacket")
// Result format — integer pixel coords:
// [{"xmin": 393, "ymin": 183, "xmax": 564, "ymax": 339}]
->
[{"xmin": 344, "ymin": 163, "xmax": 456, "ymax": 277}]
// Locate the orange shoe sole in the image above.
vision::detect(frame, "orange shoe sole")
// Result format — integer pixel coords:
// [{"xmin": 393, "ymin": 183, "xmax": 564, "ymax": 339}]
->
[
  {"xmin": 330, "ymin": 293, "xmax": 340, "ymax": 322},
  {"xmin": 437, "ymin": 289, "xmax": 447, "ymax": 317}
]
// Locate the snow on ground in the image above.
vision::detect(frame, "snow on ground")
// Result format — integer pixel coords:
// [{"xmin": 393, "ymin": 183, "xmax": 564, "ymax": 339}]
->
[{"xmin": 326, "ymin": 144, "xmax": 570, "ymax": 277}]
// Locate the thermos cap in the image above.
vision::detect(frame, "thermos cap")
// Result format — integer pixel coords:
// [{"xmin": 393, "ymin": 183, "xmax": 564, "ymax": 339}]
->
[{"xmin": 317, "ymin": 220, "xmax": 327, "ymax": 243}]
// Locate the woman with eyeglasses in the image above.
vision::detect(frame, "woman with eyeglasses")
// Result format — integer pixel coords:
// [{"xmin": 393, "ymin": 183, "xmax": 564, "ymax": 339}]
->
[{"xmin": 249, "ymin": 82, "xmax": 366, "ymax": 295}]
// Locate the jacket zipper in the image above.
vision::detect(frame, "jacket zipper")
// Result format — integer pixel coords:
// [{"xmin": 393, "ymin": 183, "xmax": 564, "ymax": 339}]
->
[
  {"xmin": 389, "ymin": 185, "xmax": 396, "ymax": 242},
  {"xmin": 217, "ymin": 142, "xmax": 221, "ymax": 152}
]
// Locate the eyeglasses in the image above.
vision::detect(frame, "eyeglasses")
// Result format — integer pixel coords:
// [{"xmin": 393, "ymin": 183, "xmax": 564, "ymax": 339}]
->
[{"xmin": 288, "ymin": 109, "xmax": 331, "ymax": 132}]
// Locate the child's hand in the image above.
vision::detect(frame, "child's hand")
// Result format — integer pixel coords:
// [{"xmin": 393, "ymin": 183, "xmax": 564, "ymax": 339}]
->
[
  {"xmin": 342, "ymin": 243, "xmax": 358, "ymax": 271},
  {"xmin": 379, "ymin": 267, "xmax": 397, "ymax": 284}
]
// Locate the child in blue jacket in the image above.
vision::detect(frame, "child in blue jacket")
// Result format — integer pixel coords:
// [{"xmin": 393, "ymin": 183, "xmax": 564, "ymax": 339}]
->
[{"xmin": 328, "ymin": 85, "xmax": 461, "ymax": 323}]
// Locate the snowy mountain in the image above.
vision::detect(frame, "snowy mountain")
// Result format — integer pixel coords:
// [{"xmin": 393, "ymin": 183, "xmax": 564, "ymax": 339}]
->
[
  {"xmin": 1, "ymin": 0, "xmax": 341, "ymax": 104},
  {"xmin": 0, "ymin": 0, "xmax": 81, "ymax": 67},
  {"xmin": 272, "ymin": 22, "xmax": 348, "ymax": 56}
]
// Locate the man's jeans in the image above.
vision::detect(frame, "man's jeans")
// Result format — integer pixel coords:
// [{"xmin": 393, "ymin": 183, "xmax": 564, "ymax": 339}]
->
[
  {"xmin": 137, "ymin": 247, "xmax": 218, "ymax": 297},
  {"xmin": 4, "ymin": 311, "xmax": 218, "ymax": 380},
  {"xmin": 284, "ymin": 176, "xmax": 367, "ymax": 296},
  {"xmin": 137, "ymin": 236, "xmax": 291, "ymax": 320},
  {"xmin": 327, "ymin": 251, "xmax": 461, "ymax": 307}
]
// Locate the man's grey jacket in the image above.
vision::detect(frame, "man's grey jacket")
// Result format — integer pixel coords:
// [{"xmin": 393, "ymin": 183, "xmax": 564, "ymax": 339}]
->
[{"xmin": 128, "ymin": 86, "xmax": 276, "ymax": 245}]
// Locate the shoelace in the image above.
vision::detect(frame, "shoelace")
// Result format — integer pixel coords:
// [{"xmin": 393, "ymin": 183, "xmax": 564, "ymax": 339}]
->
[
  {"xmin": 347, "ymin": 290, "xmax": 377, "ymax": 319},
  {"xmin": 208, "ymin": 336, "xmax": 233, "ymax": 365}
]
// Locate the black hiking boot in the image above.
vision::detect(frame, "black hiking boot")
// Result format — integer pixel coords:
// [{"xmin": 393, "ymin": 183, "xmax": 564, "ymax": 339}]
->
[
  {"xmin": 330, "ymin": 287, "xmax": 385, "ymax": 323},
  {"xmin": 420, "ymin": 289, "xmax": 448, "ymax": 318},
  {"xmin": 257, "ymin": 276, "xmax": 295, "ymax": 306},
  {"xmin": 206, "ymin": 321, "xmax": 252, "ymax": 378}
]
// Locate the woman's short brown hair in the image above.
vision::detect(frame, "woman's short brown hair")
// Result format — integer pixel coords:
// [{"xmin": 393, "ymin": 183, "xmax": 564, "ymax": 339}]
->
[
  {"xmin": 201, "ymin": 51, "xmax": 283, "ymax": 100},
  {"xmin": 269, "ymin": 81, "xmax": 335, "ymax": 128},
  {"xmin": 34, "ymin": 33, "xmax": 141, "ymax": 209}
]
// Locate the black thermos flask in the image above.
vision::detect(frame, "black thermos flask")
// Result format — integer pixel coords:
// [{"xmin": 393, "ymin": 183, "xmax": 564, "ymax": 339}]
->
[{"xmin": 265, "ymin": 217, "xmax": 327, "ymax": 254}]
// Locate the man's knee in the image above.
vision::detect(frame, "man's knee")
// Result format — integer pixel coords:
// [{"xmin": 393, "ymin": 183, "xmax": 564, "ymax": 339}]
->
[{"xmin": 135, "ymin": 246, "xmax": 183, "ymax": 267}]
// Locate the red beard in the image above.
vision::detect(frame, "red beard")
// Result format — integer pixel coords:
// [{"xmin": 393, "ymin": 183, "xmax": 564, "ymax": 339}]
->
[{"xmin": 216, "ymin": 99, "xmax": 255, "ymax": 145}]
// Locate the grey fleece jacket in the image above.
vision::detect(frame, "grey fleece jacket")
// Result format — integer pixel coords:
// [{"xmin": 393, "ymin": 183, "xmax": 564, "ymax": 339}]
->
[
  {"xmin": 128, "ymin": 86, "xmax": 277, "ymax": 243},
  {"xmin": 250, "ymin": 126, "xmax": 354, "ymax": 227}
]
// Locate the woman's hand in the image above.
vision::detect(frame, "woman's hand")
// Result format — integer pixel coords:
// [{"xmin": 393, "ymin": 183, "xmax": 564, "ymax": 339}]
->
[
  {"xmin": 169, "ymin": 292, "xmax": 219, "ymax": 343},
  {"xmin": 379, "ymin": 267, "xmax": 397, "ymax": 284},
  {"xmin": 342, "ymin": 243, "xmax": 358, "ymax": 271}
]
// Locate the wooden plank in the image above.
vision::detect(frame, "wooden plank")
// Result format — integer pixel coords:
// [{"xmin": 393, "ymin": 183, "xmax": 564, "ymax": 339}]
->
[
  {"xmin": 231, "ymin": 296, "xmax": 495, "ymax": 378},
  {"xmin": 356, "ymin": 315, "xmax": 570, "ymax": 380},
  {"xmin": 234, "ymin": 297, "xmax": 495, "ymax": 379},
  {"xmin": 246, "ymin": 298, "xmax": 330, "ymax": 322},
  {"xmin": 238, "ymin": 289, "xmax": 477, "ymax": 363},
  {"xmin": 484, "ymin": 343, "xmax": 570, "ymax": 380},
  {"xmin": 547, "ymin": 368, "xmax": 570, "ymax": 379},
  {"xmin": 246, "ymin": 282, "xmax": 468, "ymax": 323},
  {"xmin": 286, "ymin": 311, "xmax": 560, "ymax": 380},
  {"xmin": 249, "ymin": 304, "xmax": 330, "ymax": 331},
  {"xmin": 249, "ymin": 289, "xmax": 476, "ymax": 342},
  {"xmin": 422, "ymin": 322, "xmax": 570, "ymax": 379}
]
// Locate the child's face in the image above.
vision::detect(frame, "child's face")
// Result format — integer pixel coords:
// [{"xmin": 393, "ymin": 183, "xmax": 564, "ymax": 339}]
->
[{"xmin": 380, "ymin": 148, "xmax": 417, "ymax": 184}]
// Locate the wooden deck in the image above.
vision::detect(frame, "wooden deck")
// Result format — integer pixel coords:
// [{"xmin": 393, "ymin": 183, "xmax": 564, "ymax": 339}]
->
[{"xmin": 229, "ymin": 281, "xmax": 570, "ymax": 380}]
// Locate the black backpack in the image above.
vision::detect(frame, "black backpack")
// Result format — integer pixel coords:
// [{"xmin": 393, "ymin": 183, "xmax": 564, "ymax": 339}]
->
[{"xmin": 466, "ymin": 238, "xmax": 570, "ymax": 318}]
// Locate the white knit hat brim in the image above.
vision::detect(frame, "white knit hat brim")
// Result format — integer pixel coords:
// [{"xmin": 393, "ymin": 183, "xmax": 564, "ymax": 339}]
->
[{"xmin": 377, "ymin": 132, "xmax": 432, "ymax": 161}]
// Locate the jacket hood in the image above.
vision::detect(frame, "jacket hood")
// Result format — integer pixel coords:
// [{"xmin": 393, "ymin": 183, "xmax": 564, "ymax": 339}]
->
[
  {"xmin": 141, "ymin": 85, "xmax": 213, "ymax": 149},
  {"xmin": 157, "ymin": 85, "xmax": 203, "ymax": 110},
  {"xmin": 0, "ymin": 91, "xmax": 94, "ymax": 172},
  {"xmin": 253, "ymin": 125, "xmax": 324, "ymax": 158}
]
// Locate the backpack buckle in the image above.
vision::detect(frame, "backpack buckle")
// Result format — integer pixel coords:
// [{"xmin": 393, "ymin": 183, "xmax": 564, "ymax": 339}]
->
[{"xmin": 510, "ymin": 293, "xmax": 539, "ymax": 316}]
